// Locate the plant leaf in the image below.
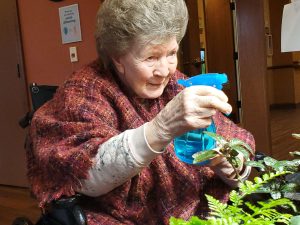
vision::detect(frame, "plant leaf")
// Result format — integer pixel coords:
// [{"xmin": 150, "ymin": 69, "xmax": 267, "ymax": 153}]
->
[
  {"xmin": 254, "ymin": 177, "xmax": 263, "ymax": 184},
  {"xmin": 284, "ymin": 192, "xmax": 300, "ymax": 201},
  {"xmin": 192, "ymin": 150, "xmax": 218, "ymax": 164},
  {"xmin": 205, "ymin": 194, "xmax": 228, "ymax": 217},
  {"xmin": 203, "ymin": 131, "xmax": 227, "ymax": 144},
  {"xmin": 285, "ymin": 159, "xmax": 300, "ymax": 169},
  {"xmin": 229, "ymin": 138, "xmax": 254, "ymax": 155},
  {"xmin": 270, "ymin": 191, "xmax": 282, "ymax": 199},
  {"xmin": 290, "ymin": 215, "xmax": 300, "ymax": 225},
  {"xmin": 230, "ymin": 156, "xmax": 242, "ymax": 169},
  {"xmin": 281, "ymin": 182, "xmax": 298, "ymax": 193},
  {"xmin": 285, "ymin": 172, "xmax": 300, "ymax": 185},
  {"xmin": 229, "ymin": 146, "xmax": 249, "ymax": 160},
  {"xmin": 245, "ymin": 160, "xmax": 266, "ymax": 171},
  {"xmin": 263, "ymin": 157, "xmax": 278, "ymax": 168}
]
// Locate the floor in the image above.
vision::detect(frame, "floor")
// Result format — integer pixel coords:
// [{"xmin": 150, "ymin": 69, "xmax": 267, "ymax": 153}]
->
[
  {"xmin": 1, "ymin": 107, "xmax": 300, "ymax": 224},
  {"xmin": 270, "ymin": 107, "xmax": 300, "ymax": 160},
  {"xmin": 0, "ymin": 185, "xmax": 40, "ymax": 225}
]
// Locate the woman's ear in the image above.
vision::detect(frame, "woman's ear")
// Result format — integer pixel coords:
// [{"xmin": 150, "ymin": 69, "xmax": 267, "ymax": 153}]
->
[{"xmin": 111, "ymin": 57, "xmax": 125, "ymax": 75}]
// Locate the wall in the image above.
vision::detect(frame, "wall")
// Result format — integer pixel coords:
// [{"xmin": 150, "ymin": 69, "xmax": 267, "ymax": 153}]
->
[
  {"xmin": 295, "ymin": 69, "xmax": 300, "ymax": 103},
  {"xmin": 293, "ymin": 53, "xmax": 300, "ymax": 103},
  {"xmin": 272, "ymin": 68, "xmax": 295, "ymax": 104},
  {"xmin": 18, "ymin": 0, "xmax": 100, "ymax": 86},
  {"xmin": 267, "ymin": 0, "xmax": 300, "ymax": 106}
]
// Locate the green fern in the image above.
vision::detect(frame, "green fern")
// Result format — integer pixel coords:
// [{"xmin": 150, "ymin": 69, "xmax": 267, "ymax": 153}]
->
[
  {"xmin": 205, "ymin": 195, "xmax": 228, "ymax": 218},
  {"xmin": 169, "ymin": 172, "xmax": 296, "ymax": 225},
  {"xmin": 171, "ymin": 134, "xmax": 300, "ymax": 225},
  {"xmin": 239, "ymin": 171, "xmax": 291, "ymax": 196}
]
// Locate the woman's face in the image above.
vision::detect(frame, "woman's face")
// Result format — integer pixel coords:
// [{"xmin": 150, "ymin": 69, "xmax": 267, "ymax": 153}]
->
[{"xmin": 113, "ymin": 37, "xmax": 179, "ymax": 99}]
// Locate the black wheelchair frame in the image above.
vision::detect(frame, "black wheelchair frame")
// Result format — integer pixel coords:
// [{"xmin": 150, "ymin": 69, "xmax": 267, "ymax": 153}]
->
[{"xmin": 14, "ymin": 83, "xmax": 87, "ymax": 225}]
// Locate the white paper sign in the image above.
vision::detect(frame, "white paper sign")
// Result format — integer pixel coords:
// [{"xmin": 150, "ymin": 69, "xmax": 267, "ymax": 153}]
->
[
  {"xmin": 281, "ymin": 1, "xmax": 300, "ymax": 52},
  {"xmin": 59, "ymin": 4, "xmax": 82, "ymax": 44}
]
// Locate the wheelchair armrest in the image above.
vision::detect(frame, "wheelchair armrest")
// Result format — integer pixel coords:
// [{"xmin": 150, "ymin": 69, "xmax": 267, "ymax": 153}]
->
[
  {"xmin": 18, "ymin": 111, "xmax": 34, "ymax": 129},
  {"xmin": 39, "ymin": 195, "xmax": 87, "ymax": 225}
]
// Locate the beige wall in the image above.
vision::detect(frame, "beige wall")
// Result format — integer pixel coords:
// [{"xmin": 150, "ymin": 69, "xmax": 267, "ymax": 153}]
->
[{"xmin": 18, "ymin": 0, "xmax": 100, "ymax": 86}]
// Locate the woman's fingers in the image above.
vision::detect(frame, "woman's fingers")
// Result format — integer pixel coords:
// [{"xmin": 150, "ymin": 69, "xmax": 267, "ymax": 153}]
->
[
  {"xmin": 197, "ymin": 96, "xmax": 232, "ymax": 115},
  {"xmin": 183, "ymin": 86, "xmax": 232, "ymax": 115},
  {"xmin": 189, "ymin": 85, "xmax": 229, "ymax": 102}
]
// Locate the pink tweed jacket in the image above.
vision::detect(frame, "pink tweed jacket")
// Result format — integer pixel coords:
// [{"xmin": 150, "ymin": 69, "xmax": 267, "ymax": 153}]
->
[{"xmin": 28, "ymin": 61, "xmax": 255, "ymax": 225}]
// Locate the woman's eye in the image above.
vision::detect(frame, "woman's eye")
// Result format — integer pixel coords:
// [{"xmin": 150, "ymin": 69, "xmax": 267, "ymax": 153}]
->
[
  {"xmin": 168, "ymin": 51, "xmax": 177, "ymax": 57},
  {"xmin": 167, "ymin": 51, "xmax": 177, "ymax": 63},
  {"xmin": 146, "ymin": 56, "xmax": 156, "ymax": 61},
  {"xmin": 144, "ymin": 56, "xmax": 156, "ymax": 66}
]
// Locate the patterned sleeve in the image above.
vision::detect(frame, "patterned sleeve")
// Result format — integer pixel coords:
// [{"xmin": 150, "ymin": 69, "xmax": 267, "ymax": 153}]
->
[
  {"xmin": 79, "ymin": 123, "xmax": 165, "ymax": 196},
  {"xmin": 214, "ymin": 112, "xmax": 256, "ymax": 151},
  {"xmin": 79, "ymin": 131, "xmax": 142, "ymax": 196}
]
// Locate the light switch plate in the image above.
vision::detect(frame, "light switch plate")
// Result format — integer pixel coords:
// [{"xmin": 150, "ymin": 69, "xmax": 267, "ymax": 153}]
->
[{"xmin": 69, "ymin": 46, "xmax": 78, "ymax": 62}]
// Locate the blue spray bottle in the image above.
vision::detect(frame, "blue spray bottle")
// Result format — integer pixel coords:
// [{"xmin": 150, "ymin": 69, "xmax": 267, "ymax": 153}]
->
[{"xmin": 174, "ymin": 73, "xmax": 228, "ymax": 165}]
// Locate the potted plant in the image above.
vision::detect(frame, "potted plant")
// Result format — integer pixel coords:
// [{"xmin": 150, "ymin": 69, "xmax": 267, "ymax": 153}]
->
[{"xmin": 169, "ymin": 132, "xmax": 300, "ymax": 225}]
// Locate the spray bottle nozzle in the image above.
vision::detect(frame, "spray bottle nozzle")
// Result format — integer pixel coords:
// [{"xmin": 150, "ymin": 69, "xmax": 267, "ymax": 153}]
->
[{"xmin": 177, "ymin": 73, "xmax": 228, "ymax": 90}]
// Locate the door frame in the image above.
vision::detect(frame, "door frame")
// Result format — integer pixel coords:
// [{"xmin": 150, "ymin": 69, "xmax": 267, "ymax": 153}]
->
[{"xmin": 236, "ymin": 0, "xmax": 272, "ymax": 155}]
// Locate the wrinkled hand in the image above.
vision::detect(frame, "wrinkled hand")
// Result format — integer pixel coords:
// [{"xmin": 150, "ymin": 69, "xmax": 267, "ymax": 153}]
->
[
  {"xmin": 145, "ymin": 86, "xmax": 232, "ymax": 150},
  {"xmin": 209, "ymin": 155, "xmax": 241, "ymax": 179},
  {"xmin": 209, "ymin": 154, "xmax": 250, "ymax": 187}
]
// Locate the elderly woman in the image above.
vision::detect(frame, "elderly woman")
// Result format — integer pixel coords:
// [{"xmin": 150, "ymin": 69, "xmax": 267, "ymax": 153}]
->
[{"xmin": 28, "ymin": 0, "xmax": 255, "ymax": 224}]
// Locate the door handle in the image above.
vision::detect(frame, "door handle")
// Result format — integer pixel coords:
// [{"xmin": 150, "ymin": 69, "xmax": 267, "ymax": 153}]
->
[
  {"xmin": 183, "ymin": 57, "xmax": 202, "ymax": 67},
  {"xmin": 17, "ymin": 64, "xmax": 21, "ymax": 78}
]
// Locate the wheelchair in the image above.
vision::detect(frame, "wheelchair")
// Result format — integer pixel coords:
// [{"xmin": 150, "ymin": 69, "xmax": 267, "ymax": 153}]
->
[{"xmin": 15, "ymin": 83, "xmax": 87, "ymax": 225}]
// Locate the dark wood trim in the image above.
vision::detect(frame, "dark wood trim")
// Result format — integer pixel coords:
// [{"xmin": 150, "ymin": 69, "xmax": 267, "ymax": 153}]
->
[
  {"xmin": 267, "ymin": 63, "xmax": 300, "ymax": 70},
  {"xmin": 236, "ymin": 0, "xmax": 272, "ymax": 156},
  {"xmin": 270, "ymin": 103, "xmax": 300, "ymax": 110},
  {"xmin": 270, "ymin": 103, "xmax": 298, "ymax": 110}
]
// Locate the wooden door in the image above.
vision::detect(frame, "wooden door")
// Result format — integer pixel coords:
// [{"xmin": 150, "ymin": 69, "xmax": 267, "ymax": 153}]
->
[
  {"xmin": 0, "ymin": 0, "xmax": 29, "ymax": 186},
  {"xmin": 203, "ymin": 0, "xmax": 239, "ymax": 123},
  {"xmin": 181, "ymin": 0, "xmax": 239, "ymax": 123},
  {"xmin": 180, "ymin": 0, "xmax": 202, "ymax": 76}
]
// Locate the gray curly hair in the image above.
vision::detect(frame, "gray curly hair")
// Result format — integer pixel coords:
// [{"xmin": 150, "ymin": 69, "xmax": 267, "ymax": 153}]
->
[{"xmin": 95, "ymin": 0, "xmax": 188, "ymax": 68}]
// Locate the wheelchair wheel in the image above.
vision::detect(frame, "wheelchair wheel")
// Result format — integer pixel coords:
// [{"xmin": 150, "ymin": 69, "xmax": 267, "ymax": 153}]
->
[{"xmin": 12, "ymin": 217, "xmax": 34, "ymax": 225}]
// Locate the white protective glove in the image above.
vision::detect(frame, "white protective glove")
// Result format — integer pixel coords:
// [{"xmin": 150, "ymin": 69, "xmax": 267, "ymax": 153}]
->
[{"xmin": 145, "ymin": 85, "xmax": 232, "ymax": 151}]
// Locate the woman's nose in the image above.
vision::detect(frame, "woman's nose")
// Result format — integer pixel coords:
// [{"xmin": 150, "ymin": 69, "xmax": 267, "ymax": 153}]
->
[{"xmin": 154, "ymin": 57, "xmax": 169, "ymax": 77}]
